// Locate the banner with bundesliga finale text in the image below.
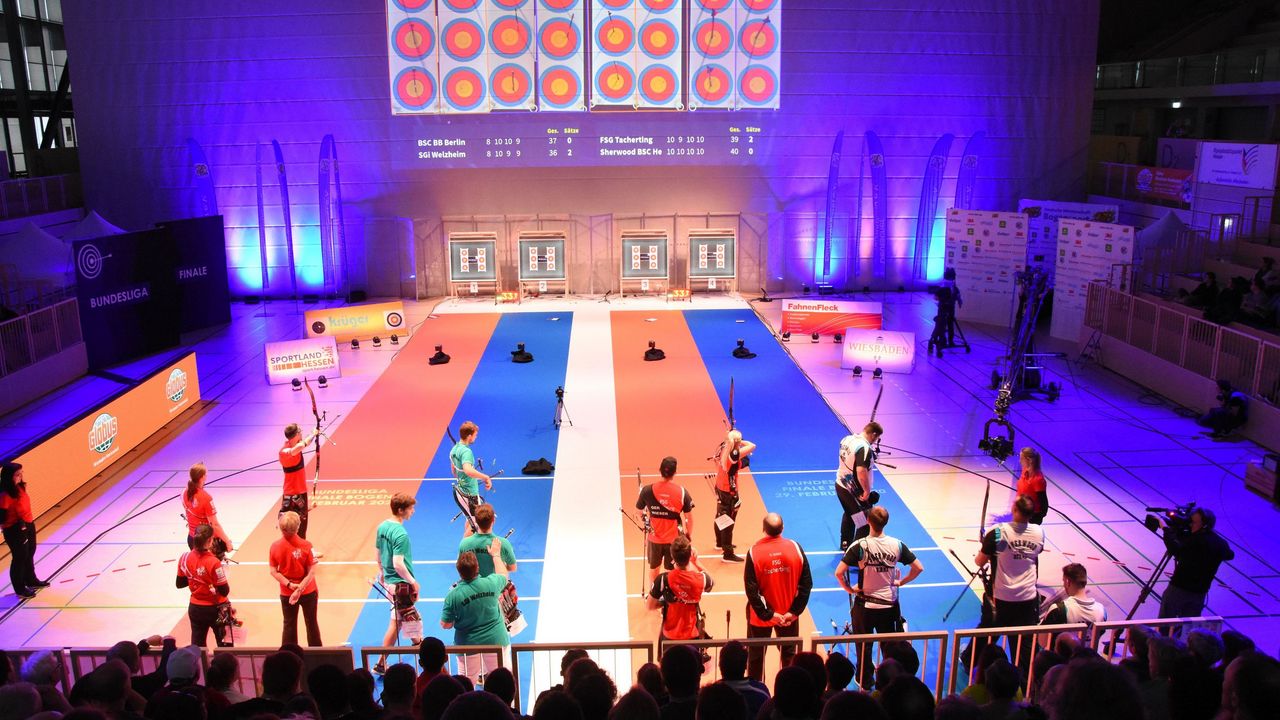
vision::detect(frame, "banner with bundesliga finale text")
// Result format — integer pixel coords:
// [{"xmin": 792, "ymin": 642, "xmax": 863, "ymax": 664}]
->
[
  {"xmin": 780, "ymin": 298, "xmax": 882, "ymax": 335},
  {"xmin": 15, "ymin": 353, "xmax": 201, "ymax": 519},
  {"xmin": 1050, "ymin": 218, "xmax": 1134, "ymax": 341},
  {"xmin": 944, "ymin": 209, "xmax": 1028, "ymax": 326},
  {"xmin": 305, "ymin": 300, "xmax": 408, "ymax": 343}
]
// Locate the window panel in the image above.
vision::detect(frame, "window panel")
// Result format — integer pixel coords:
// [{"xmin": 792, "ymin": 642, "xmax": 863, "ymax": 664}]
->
[
  {"xmin": 18, "ymin": 0, "xmax": 36, "ymax": 19},
  {"xmin": 43, "ymin": 0, "xmax": 62, "ymax": 24}
]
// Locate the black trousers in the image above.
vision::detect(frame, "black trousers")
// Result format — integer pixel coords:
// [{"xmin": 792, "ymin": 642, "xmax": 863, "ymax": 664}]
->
[
  {"xmin": 3, "ymin": 522, "xmax": 38, "ymax": 591},
  {"xmin": 189, "ymin": 603, "xmax": 229, "ymax": 647},
  {"xmin": 281, "ymin": 591, "xmax": 322, "ymax": 646},
  {"xmin": 835, "ymin": 484, "xmax": 871, "ymax": 550},
  {"xmin": 281, "ymin": 494, "xmax": 310, "ymax": 538},
  {"xmin": 714, "ymin": 489, "xmax": 740, "ymax": 552},
  {"xmin": 851, "ymin": 598, "xmax": 901, "ymax": 688},
  {"xmin": 746, "ymin": 620, "xmax": 800, "ymax": 682},
  {"xmin": 994, "ymin": 598, "xmax": 1040, "ymax": 672}
]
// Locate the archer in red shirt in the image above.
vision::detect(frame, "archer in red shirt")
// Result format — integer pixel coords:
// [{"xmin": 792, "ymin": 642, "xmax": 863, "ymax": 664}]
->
[
  {"xmin": 269, "ymin": 510, "xmax": 321, "ymax": 646},
  {"xmin": 279, "ymin": 422, "xmax": 318, "ymax": 538},
  {"xmin": 177, "ymin": 524, "xmax": 231, "ymax": 647},
  {"xmin": 1017, "ymin": 447, "xmax": 1049, "ymax": 524},
  {"xmin": 648, "ymin": 535, "xmax": 713, "ymax": 642},
  {"xmin": 182, "ymin": 462, "xmax": 233, "ymax": 552},
  {"xmin": 636, "ymin": 456, "xmax": 694, "ymax": 589}
]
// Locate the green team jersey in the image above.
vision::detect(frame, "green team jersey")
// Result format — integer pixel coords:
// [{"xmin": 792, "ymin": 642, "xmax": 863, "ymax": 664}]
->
[
  {"xmin": 375, "ymin": 519, "xmax": 413, "ymax": 584},
  {"xmin": 459, "ymin": 533, "xmax": 516, "ymax": 577},
  {"xmin": 441, "ymin": 573, "xmax": 510, "ymax": 647},
  {"xmin": 451, "ymin": 441, "xmax": 478, "ymax": 496}
]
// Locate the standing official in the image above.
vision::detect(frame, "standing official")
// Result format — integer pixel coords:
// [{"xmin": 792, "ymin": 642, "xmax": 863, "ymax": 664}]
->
[
  {"xmin": 181, "ymin": 462, "xmax": 233, "ymax": 552},
  {"xmin": 648, "ymin": 535, "xmax": 714, "ymax": 644},
  {"xmin": 176, "ymin": 524, "xmax": 231, "ymax": 647},
  {"xmin": 975, "ymin": 495, "xmax": 1045, "ymax": 665},
  {"xmin": 442, "ymin": 540, "xmax": 510, "ymax": 685},
  {"xmin": 744, "ymin": 513, "xmax": 813, "ymax": 681},
  {"xmin": 268, "ymin": 511, "xmax": 321, "ymax": 647},
  {"xmin": 836, "ymin": 422, "xmax": 883, "ymax": 550},
  {"xmin": 374, "ymin": 493, "xmax": 419, "ymax": 673},
  {"xmin": 450, "ymin": 422, "xmax": 492, "ymax": 537},
  {"xmin": 714, "ymin": 430, "xmax": 755, "ymax": 563},
  {"xmin": 0, "ymin": 462, "xmax": 46, "ymax": 599},
  {"xmin": 279, "ymin": 423, "xmax": 318, "ymax": 538},
  {"xmin": 636, "ymin": 456, "xmax": 694, "ymax": 589},
  {"xmin": 835, "ymin": 506, "xmax": 923, "ymax": 687}
]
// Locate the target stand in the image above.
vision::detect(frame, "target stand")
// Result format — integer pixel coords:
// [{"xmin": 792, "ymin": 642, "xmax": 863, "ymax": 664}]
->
[
  {"xmin": 619, "ymin": 229, "xmax": 670, "ymax": 297},
  {"xmin": 686, "ymin": 228, "xmax": 737, "ymax": 296},
  {"xmin": 516, "ymin": 232, "xmax": 569, "ymax": 302},
  {"xmin": 447, "ymin": 232, "xmax": 502, "ymax": 298}
]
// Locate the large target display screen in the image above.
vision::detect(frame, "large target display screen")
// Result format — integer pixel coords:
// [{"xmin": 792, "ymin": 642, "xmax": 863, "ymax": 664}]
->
[{"xmin": 387, "ymin": 0, "xmax": 781, "ymax": 168}]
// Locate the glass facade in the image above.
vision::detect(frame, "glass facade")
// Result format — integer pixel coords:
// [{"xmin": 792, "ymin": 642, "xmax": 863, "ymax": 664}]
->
[{"xmin": 0, "ymin": 0, "xmax": 73, "ymax": 177}]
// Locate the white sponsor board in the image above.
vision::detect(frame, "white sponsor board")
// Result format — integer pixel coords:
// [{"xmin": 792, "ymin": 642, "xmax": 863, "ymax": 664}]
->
[
  {"xmin": 840, "ymin": 329, "xmax": 916, "ymax": 374},
  {"xmin": 265, "ymin": 336, "xmax": 341, "ymax": 385},
  {"xmin": 1050, "ymin": 218, "xmax": 1135, "ymax": 341},
  {"xmin": 944, "ymin": 209, "xmax": 1029, "ymax": 326},
  {"xmin": 1017, "ymin": 199, "xmax": 1119, "ymax": 275},
  {"xmin": 1196, "ymin": 141, "xmax": 1279, "ymax": 190}
]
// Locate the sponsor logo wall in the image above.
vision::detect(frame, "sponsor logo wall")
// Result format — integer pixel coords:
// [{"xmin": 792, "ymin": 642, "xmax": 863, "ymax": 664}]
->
[
  {"xmin": 780, "ymin": 298, "xmax": 882, "ymax": 335},
  {"xmin": 944, "ymin": 209, "xmax": 1028, "ymax": 326},
  {"xmin": 1050, "ymin": 218, "xmax": 1134, "ymax": 341},
  {"xmin": 1018, "ymin": 200, "xmax": 1120, "ymax": 276},
  {"xmin": 265, "ymin": 336, "xmax": 341, "ymax": 385},
  {"xmin": 304, "ymin": 300, "xmax": 408, "ymax": 343},
  {"xmin": 14, "ymin": 353, "xmax": 201, "ymax": 518}
]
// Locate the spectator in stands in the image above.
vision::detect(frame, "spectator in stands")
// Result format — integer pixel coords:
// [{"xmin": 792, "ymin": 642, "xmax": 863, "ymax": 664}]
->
[
  {"xmin": 822, "ymin": 652, "xmax": 856, "ymax": 700},
  {"xmin": 1039, "ymin": 563, "xmax": 1108, "ymax": 629},
  {"xmin": 1219, "ymin": 630, "xmax": 1256, "ymax": 670},
  {"xmin": 764, "ymin": 665, "xmax": 820, "ymax": 720},
  {"xmin": 873, "ymin": 658, "xmax": 904, "ymax": 697},
  {"xmin": 306, "ymin": 663, "xmax": 351, "ymax": 720},
  {"xmin": 0, "ymin": 682, "xmax": 42, "ymax": 720},
  {"xmin": 441, "ymin": 690, "xmax": 518, "ymax": 720},
  {"xmin": 533, "ymin": 689, "xmax": 583, "ymax": 720},
  {"xmin": 559, "ymin": 651, "xmax": 590, "ymax": 688},
  {"xmin": 978, "ymin": 658, "xmax": 1024, "ymax": 720},
  {"xmin": 484, "ymin": 667, "xmax": 518, "ymax": 713},
  {"xmin": 568, "ymin": 667, "xmax": 617, "ymax": 720},
  {"xmin": 107, "ymin": 637, "xmax": 172, "ymax": 702},
  {"xmin": 819, "ymin": 691, "xmax": 888, "ymax": 720},
  {"xmin": 1158, "ymin": 506, "xmax": 1235, "ymax": 616},
  {"xmin": 635, "ymin": 663, "xmax": 667, "ymax": 707},
  {"xmin": 205, "ymin": 652, "xmax": 250, "ymax": 705},
  {"xmin": 565, "ymin": 658, "xmax": 602, "ymax": 694},
  {"xmin": 1177, "ymin": 271, "xmax": 1218, "ymax": 308},
  {"xmin": 345, "ymin": 669, "xmax": 380, "ymax": 720},
  {"xmin": 960, "ymin": 645, "xmax": 1017, "ymax": 705},
  {"xmin": 881, "ymin": 641, "xmax": 920, "ymax": 677},
  {"xmin": 1239, "ymin": 279, "xmax": 1275, "ymax": 325},
  {"xmin": 790, "ymin": 652, "xmax": 828, "ymax": 707},
  {"xmin": 0, "ymin": 649, "xmax": 13, "ymax": 685},
  {"xmin": 744, "ymin": 513, "xmax": 813, "ymax": 681},
  {"xmin": 1186, "ymin": 629, "xmax": 1225, "ymax": 670},
  {"xmin": 609, "ymin": 687, "xmax": 660, "ymax": 720},
  {"xmin": 141, "ymin": 686, "xmax": 204, "ymax": 720},
  {"xmin": 658, "ymin": 645, "xmax": 700, "ymax": 720},
  {"xmin": 412, "ymin": 637, "xmax": 449, "ymax": 716},
  {"xmin": 1253, "ymin": 256, "xmax": 1278, "ymax": 290},
  {"xmin": 1119, "ymin": 625, "xmax": 1154, "ymax": 683},
  {"xmin": 381, "ymin": 663, "xmax": 417, "ymax": 719},
  {"xmin": 226, "ymin": 650, "xmax": 303, "ymax": 720},
  {"xmin": 932, "ymin": 695, "xmax": 981, "ymax": 720},
  {"xmin": 419, "ymin": 674, "xmax": 466, "ymax": 720},
  {"xmin": 880, "ymin": 675, "xmax": 934, "ymax": 720},
  {"xmin": 1141, "ymin": 635, "xmax": 1185, "ymax": 720},
  {"xmin": 71, "ymin": 659, "xmax": 138, "ymax": 720},
  {"xmin": 1054, "ymin": 632, "xmax": 1081, "ymax": 659},
  {"xmin": 1204, "ymin": 277, "xmax": 1247, "ymax": 324},
  {"xmin": 1050, "ymin": 656, "xmax": 1144, "ymax": 720},
  {"xmin": 1221, "ymin": 652, "xmax": 1280, "ymax": 720},
  {"xmin": 22, "ymin": 649, "xmax": 72, "ymax": 714},
  {"xmin": 1028, "ymin": 650, "xmax": 1064, "ymax": 704},
  {"xmin": 1169, "ymin": 652, "xmax": 1222, "ymax": 720},
  {"xmin": 718, "ymin": 640, "xmax": 769, "ymax": 719},
  {"xmin": 284, "ymin": 693, "xmax": 322, "ymax": 719},
  {"xmin": 693, "ymin": 683, "xmax": 744, "ymax": 720}
]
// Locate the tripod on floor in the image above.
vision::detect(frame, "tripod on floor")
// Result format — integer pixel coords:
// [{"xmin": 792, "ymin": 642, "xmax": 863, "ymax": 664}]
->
[
  {"xmin": 553, "ymin": 385, "xmax": 573, "ymax": 428},
  {"xmin": 927, "ymin": 306, "xmax": 970, "ymax": 357}
]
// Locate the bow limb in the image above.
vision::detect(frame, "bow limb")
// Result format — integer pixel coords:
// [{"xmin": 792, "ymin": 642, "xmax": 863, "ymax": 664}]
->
[{"xmin": 303, "ymin": 377, "xmax": 321, "ymax": 496}]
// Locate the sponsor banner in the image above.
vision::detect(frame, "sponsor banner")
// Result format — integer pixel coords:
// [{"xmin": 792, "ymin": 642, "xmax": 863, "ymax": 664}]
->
[
  {"xmin": 944, "ymin": 209, "xmax": 1028, "ymax": 326},
  {"xmin": 1196, "ymin": 141, "xmax": 1279, "ymax": 190},
  {"xmin": 265, "ymin": 336, "xmax": 341, "ymax": 385},
  {"xmin": 15, "ymin": 353, "xmax": 201, "ymax": 519},
  {"xmin": 840, "ymin": 329, "xmax": 915, "ymax": 374},
  {"xmin": 158, "ymin": 215, "xmax": 233, "ymax": 333},
  {"xmin": 781, "ymin": 298, "xmax": 882, "ymax": 335},
  {"xmin": 1050, "ymin": 218, "xmax": 1134, "ymax": 341},
  {"xmin": 73, "ymin": 230, "xmax": 182, "ymax": 369},
  {"xmin": 1017, "ymin": 200, "xmax": 1119, "ymax": 274},
  {"xmin": 1132, "ymin": 166, "xmax": 1193, "ymax": 206},
  {"xmin": 305, "ymin": 300, "xmax": 408, "ymax": 343}
]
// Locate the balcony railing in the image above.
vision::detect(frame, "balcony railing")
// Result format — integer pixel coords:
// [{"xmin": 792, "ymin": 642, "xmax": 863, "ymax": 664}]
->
[
  {"xmin": 1097, "ymin": 46, "xmax": 1280, "ymax": 89},
  {"xmin": 0, "ymin": 173, "xmax": 82, "ymax": 221}
]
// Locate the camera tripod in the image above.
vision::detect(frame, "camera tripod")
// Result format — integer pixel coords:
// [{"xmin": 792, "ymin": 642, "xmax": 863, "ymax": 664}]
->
[
  {"xmin": 1126, "ymin": 548, "xmax": 1175, "ymax": 620},
  {"xmin": 927, "ymin": 305, "xmax": 969, "ymax": 357},
  {"xmin": 553, "ymin": 386, "xmax": 573, "ymax": 428}
]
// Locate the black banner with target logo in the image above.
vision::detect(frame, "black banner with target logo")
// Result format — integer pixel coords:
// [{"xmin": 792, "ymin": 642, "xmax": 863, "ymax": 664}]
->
[{"xmin": 73, "ymin": 230, "xmax": 181, "ymax": 369}]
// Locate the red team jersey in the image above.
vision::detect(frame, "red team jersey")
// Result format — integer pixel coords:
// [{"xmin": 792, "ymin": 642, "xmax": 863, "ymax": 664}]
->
[
  {"xmin": 0, "ymin": 487, "xmax": 33, "ymax": 528},
  {"xmin": 182, "ymin": 489, "xmax": 216, "ymax": 535},
  {"xmin": 637, "ymin": 481, "xmax": 693, "ymax": 545},
  {"xmin": 269, "ymin": 534, "xmax": 318, "ymax": 596},
  {"xmin": 1017, "ymin": 471, "xmax": 1046, "ymax": 514},
  {"xmin": 745, "ymin": 535, "xmax": 811, "ymax": 628},
  {"xmin": 653, "ymin": 568, "xmax": 714, "ymax": 640},
  {"xmin": 178, "ymin": 549, "xmax": 227, "ymax": 606},
  {"xmin": 280, "ymin": 440, "xmax": 307, "ymax": 495}
]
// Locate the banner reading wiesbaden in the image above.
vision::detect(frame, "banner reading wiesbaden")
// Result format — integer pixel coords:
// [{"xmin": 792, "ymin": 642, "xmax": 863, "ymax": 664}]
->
[
  {"xmin": 305, "ymin": 301, "xmax": 407, "ymax": 343},
  {"xmin": 16, "ymin": 353, "xmax": 201, "ymax": 518}
]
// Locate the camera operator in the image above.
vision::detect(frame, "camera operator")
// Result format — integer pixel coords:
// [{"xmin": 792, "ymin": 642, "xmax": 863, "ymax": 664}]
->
[
  {"xmin": 1197, "ymin": 379, "xmax": 1249, "ymax": 439},
  {"xmin": 836, "ymin": 422, "xmax": 883, "ymax": 550},
  {"xmin": 1157, "ymin": 507, "xmax": 1234, "ymax": 618}
]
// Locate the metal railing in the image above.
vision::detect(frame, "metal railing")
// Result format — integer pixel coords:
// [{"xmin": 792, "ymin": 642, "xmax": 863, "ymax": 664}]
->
[
  {"xmin": 0, "ymin": 173, "xmax": 82, "ymax": 220},
  {"xmin": 948, "ymin": 624, "xmax": 1089, "ymax": 697},
  {"xmin": 1, "ymin": 648, "xmax": 73, "ymax": 692},
  {"xmin": 1097, "ymin": 46, "xmax": 1280, "ymax": 89},
  {"xmin": 0, "ymin": 297, "xmax": 80, "ymax": 378},
  {"xmin": 1085, "ymin": 282, "xmax": 1280, "ymax": 406},
  {"xmin": 1089, "ymin": 617, "xmax": 1225, "ymax": 663},
  {"xmin": 211, "ymin": 647, "xmax": 354, "ymax": 697},
  {"xmin": 812, "ymin": 631, "xmax": 949, "ymax": 698},
  {"xmin": 68, "ymin": 647, "xmax": 182, "ymax": 684}
]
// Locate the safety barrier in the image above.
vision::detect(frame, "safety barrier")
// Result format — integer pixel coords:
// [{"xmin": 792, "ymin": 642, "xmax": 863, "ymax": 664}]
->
[
  {"xmin": 812, "ymin": 631, "xmax": 949, "ymax": 698},
  {"xmin": 3, "ymin": 648, "xmax": 72, "ymax": 692},
  {"xmin": 68, "ymin": 647, "xmax": 184, "ymax": 684},
  {"xmin": 1089, "ymin": 616, "xmax": 1225, "ymax": 663},
  {"xmin": 948, "ymin": 623, "xmax": 1088, "ymax": 697},
  {"xmin": 358, "ymin": 643, "xmax": 508, "ymax": 678},
  {"xmin": 0, "ymin": 173, "xmax": 81, "ymax": 220},
  {"xmin": 211, "ymin": 647, "xmax": 354, "ymax": 697},
  {"xmin": 509, "ymin": 641, "xmax": 654, "ymax": 713},
  {"xmin": 0, "ymin": 297, "xmax": 80, "ymax": 378}
]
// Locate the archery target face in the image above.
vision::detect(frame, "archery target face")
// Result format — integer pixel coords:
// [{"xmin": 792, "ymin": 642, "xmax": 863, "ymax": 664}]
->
[
  {"xmin": 491, "ymin": 63, "xmax": 533, "ymax": 106},
  {"xmin": 493, "ymin": 0, "xmax": 530, "ymax": 8},
  {"xmin": 641, "ymin": 0, "xmax": 677, "ymax": 9},
  {"xmin": 392, "ymin": 0, "xmax": 433, "ymax": 10},
  {"xmin": 639, "ymin": 19, "xmax": 677, "ymax": 59},
  {"xmin": 598, "ymin": 0, "xmax": 635, "ymax": 9},
  {"xmin": 540, "ymin": 0, "xmax": 580, "ymax": 9},
  {"xmin": 696, "ymin": 0, "xmax": 732, "ymax": 11},
  {"xmin": 639, "ymin": 65, "xmax": 677, "ymax": 104},
  {"xmin": 444, "ymin": 67, "xmax": 486, "ymax": 111},
  {"xmin": 738, "ymin": 65, "xmax": 778, "ymax": 106},
  {"xmin": 490, "ymin": 15, "xmax": 532, "ymax": 57},
  {"xmin": 393, "ymin": 19, "xmax": 435, "ymax": 61},
  {"xmin": 539, "ymin": 19, "xmax": 580, "ymax": 59},
  {"xmin": 394, "ymin": 68, "xmax": 436, "ymax": 110},
  {"xmin": 595, "ymin": 62, "xmax": 636, "ymax": 102},
  {"xmin": 596, "ymin": 16, "xmax": 635, "ymax": 56},
  {"xmin": 443, "ymin": 18, "xmax": 485, "ymax": 62},
  {"xmin": 692, "ymin": 64, "xmax": 731, "ymax": 104},
  {"xmin": 694, "ymin": 18, "xmax": 732, "ymax": 58},
  {"xmin": 740, "ymin": 0, "xmax": 778, "ymax": 11},
  {"xmin": 540, "ymin": 66, "xmax": 582, "ymax": 108},
  {"xmin": 738, "ymin": 18, "xmax": 777, "ymax": 58},
  {"xmin": 441, "ymin": 0, "xmax": 482, "ymax": 10}
]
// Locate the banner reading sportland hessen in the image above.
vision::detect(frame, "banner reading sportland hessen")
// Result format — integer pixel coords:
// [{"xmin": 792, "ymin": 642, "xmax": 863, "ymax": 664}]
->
[
  {"xmin": 781, "ymin": 299, "xmax": 883, "ymax": 335},
  {"xmin": 305, "ymin": 301, "xmax": 408, "ymax": 343},
  {"xmin": 73, "ymin": 230, "xmax": 181, "ymax": 368},
  {"xmin": 13, "ymin": 353, "xmax": 201, "ymax": 519}
]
